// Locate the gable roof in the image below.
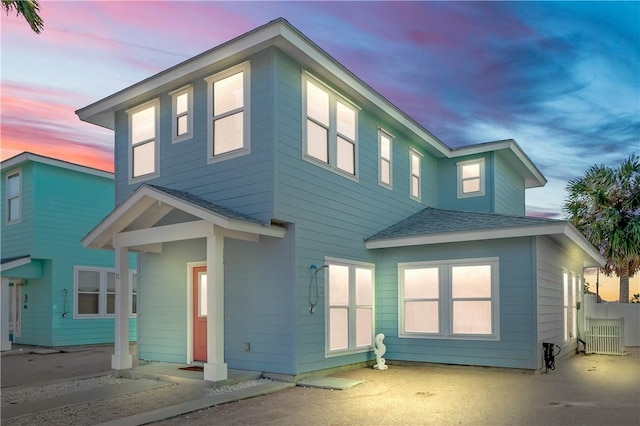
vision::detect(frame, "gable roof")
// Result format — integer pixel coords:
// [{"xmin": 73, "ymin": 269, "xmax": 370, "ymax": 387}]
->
[
  {"xmin": 1, "ymin": 152, "xmax": 112, "ymax": 179},
  {"xmin": 82, "ymin": 184, "xmax": 286, "ymax": 250},
  {"xmin": 75, "ymin": 18, "xmax": 544, "ymax": 188},
  {"xmin": 365, "ymin": 207, "xmax": 604, "ymax": 268}
]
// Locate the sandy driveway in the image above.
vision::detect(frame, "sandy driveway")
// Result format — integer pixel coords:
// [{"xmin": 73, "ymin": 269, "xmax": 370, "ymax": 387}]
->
[
  {"xmin": 2, "ymin": 345, "xmax": 638, "ymax": 425},
  {"xmin": 154, "ymin": 349, "xmax": 640, "ymax": 426}
]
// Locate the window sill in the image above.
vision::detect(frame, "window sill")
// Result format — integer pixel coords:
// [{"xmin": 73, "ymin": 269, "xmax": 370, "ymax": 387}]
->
[{"xmin": 303, "ymin": 155, "xmax": 359, "ymax": 183}]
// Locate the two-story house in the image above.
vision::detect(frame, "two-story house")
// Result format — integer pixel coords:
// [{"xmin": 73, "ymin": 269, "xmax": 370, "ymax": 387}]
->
[
  {"xmin": 77, "ymin": 18, "xmax": 603, "ymax": 381},
  {"xmin": 1, "ymin": 153, "xmax": 137, "ymax": 350}
]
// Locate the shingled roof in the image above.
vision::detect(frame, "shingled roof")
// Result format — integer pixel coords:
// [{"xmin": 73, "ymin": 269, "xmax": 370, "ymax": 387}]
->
[
  {"xmin": 367, "ymin": 207, "xmax": 561, "ymax": 241},
  {"xmin": 148, "ymin": 185, "xmax": 262, "ymax": 224}
]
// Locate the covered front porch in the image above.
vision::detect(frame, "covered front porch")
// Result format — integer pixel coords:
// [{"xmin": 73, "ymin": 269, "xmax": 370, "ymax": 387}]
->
[{"xmin": 82, "ymin": 184, "xmax": 286, "ymax": 381}]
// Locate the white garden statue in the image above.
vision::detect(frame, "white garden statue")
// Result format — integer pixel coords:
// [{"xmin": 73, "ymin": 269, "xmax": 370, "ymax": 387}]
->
[{"xmin": 373, "ymin": 333, "xmax": 388, "ymax": 370}]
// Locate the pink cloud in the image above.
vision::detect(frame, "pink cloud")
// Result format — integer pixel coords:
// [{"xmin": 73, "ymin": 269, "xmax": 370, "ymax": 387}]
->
[{"xmin": 1, "ymin": 83, "xmax": 113, "ymax": 171}]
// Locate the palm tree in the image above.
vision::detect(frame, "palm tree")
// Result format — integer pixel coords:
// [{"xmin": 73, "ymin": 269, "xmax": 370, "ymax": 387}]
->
[
  {"xmin": 2, "ymin": 0, "xmax": 44, "ymax": 34},
  {"xmin": 564, "ymin": 154, "xmax": 640, "ymax": 302}
]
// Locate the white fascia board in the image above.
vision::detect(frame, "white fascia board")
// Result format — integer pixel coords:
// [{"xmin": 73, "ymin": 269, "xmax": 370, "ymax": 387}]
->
[
  {"xmin": 83, "ymin": 185, "xmax": 285, "ymax": 249},
  {"xmin": 1, "ymin": 256, "xmax": 31, "ymax": 272},
  {"xmin": 116, "ymin": 220, "xmax": 213, "ymax": 247},
  {"xmin": 76, "ymin": 23, "xmax": 285, "ymax": 129},
  {"xmin": 276, "ymin": 25, "xmax": 450, "ymax": 158},
  {"xmin": 366, "ymin": 223, "xmax": 571, "ymax": 249},
  {"xmin": 76, "ymin": 19, "xmax": 451, "ymax": 158},
  {"xmin": 1, "ymin": 152, "xmax": 113, "ymax": 179},
  {"xmin": 366, "ymin": 221, "xmax": 604, "ymax": 267},
  {"xmin": 562, "ymin": 224, "xmax": 605, "ymax": 267}
]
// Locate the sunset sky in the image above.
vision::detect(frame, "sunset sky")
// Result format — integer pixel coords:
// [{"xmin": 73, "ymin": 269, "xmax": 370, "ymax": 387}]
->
[{"xmin": 1, "ymin": 1, "xmax": 638, "ymax": 219}]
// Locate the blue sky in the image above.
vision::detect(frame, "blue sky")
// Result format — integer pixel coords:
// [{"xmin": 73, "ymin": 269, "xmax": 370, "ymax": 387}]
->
[{"xmin": 1, "ymin": 1, "xmax": 638, "ymax": 218}]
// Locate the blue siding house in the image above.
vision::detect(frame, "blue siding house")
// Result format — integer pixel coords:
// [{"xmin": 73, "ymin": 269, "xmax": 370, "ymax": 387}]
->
[
  {"xmin": 1, "ymin": 153, "xmax": 137, "ymax": 350},
  {"xmin": 77, "ymin": 19, "xmax": 603, "ymax": 381}
]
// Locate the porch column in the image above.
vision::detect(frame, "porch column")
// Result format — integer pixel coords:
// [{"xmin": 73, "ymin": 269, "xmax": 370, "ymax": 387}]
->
[
  {"xmin": 1, "ymin": 278, "xmax": 11, "ymax": 351},
  {"xmin": 112, "ymin": 245, "xmax": 132, "ymax": 369},
  {"xmin": 204, "ymin": 230, "xmax": 227, "ymax": 381}
]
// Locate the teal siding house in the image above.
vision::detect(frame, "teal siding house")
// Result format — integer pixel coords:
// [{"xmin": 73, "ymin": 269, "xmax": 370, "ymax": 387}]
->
[
  {"xmin": 77, "ymin": 19, "xmax": 603, "ymax": 381},
  {"xmin": 1, "ymin": 153, "xmax": 136, "ymax": 350}
]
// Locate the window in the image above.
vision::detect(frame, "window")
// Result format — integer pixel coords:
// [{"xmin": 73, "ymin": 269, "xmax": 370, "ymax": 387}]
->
[
  {"xmin": 563, "ymin": 271, "xmax": 569, "ymax": 340},
  {"xmin": 6, "ymin": 170, "xmax": 21, "ymax": 223},
  {"xmin": 410, "ymin": 149, "xmax": 422, "ymax": 201},
  {"xmin": 563, "ymin": 270, "xmax": 578, "ymax": 341},
  {"xmin": 205, "ymin": 61, "xmax": 250, "ymax": 162},
  {"xmin": 75, "ymin": 267, "xmax": 137, "ymax": 318},
  {"xmin": 399, "ymin": 258, "xmax": 499, "ymax": 340},
  {"xmin": 379, "ymin": 130, "xmax": 393, "ymax": 188},
  {"xmin": 572, "ymin": 275, "xmax": 577, "ymax": 339},
  {"xmin": 457, "ymin": 158, "xmax": 485, "ymax": 197},
  {"xmin": 326, "ymin": 258, "xmax": 374, "ymax": 356},
  {"xmin": 171, "ymin": 85, "xmax": 193, "ymax": 143},
  {"xmin": 128, "ymin": 99, "xmax": 159, "ymax": 181},
  {"xmin": 304, "ymin": 75, "xmax": 358, "ymax": 177}
]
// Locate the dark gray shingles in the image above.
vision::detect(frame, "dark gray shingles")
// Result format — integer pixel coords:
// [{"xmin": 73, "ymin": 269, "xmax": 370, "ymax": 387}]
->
[
  {"xmin": 366, "ymin": 207, "xmax": 562, "ymax": 241},
  {"xmin": 147, "ymin": 185, "xmax": 262, "ymax": 224}
]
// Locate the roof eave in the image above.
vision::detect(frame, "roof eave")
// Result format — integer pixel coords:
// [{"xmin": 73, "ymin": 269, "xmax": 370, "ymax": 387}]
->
[
  {"xmin": 365, "ymin": 222, "xmax": 605, "ymax": 268},
  {"xmin": 76, "ymin": 18, "xmax": 452, "ymax": 157},
  {"xmin": 82, "ymin": 185, "xmax": 286, "ymax": 250},
  {"xmin": 450, "ymin": 139, "xmax": 546, "ymax": 188}
]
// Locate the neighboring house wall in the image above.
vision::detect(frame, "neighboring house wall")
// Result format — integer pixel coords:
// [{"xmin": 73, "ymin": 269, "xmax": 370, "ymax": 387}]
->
[
  {"xmin": 536, "ymin": 236, "xmax": 584, "ymax": 367},
  {"xmin": 374, "ymin": 237, "xmax": 537, "ymax": 370},
  {"xmin": 17, "ymin": 260, "xmax": 53, "ymax": 346},
  {"xmin": 2, "ymin": 163, "xmax": 34, "ymax": 257},
  {"xmin": 1, "ymin": 155, "xmax": 137, "ymax": 346}
]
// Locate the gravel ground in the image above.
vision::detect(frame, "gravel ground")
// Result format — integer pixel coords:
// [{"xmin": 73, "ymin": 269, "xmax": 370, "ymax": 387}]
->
[
  {"xmin": 2, "ymin": 379, "xmax": 208, "ymax": 426},
  {"xmin": 1, "ymin": 375, "xmax": 130, "ymax": 405}
]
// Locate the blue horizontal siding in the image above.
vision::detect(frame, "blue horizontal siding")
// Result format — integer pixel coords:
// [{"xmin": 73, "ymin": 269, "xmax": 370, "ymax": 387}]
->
[{"xmin": 374, "ymin": 237, "xmax": 537, "ymax": 370}]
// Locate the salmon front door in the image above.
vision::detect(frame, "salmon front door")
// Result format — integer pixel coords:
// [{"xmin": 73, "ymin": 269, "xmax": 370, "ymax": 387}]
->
[{"xmin": 193, "ymin": 266, "xmax": 207, "ymax": 362}]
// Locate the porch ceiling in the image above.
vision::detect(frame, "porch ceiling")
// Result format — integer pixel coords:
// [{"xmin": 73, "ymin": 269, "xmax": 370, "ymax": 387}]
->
[{"xmin": 82, "ymin": 184, "xmax": 286, "ymax": 251}]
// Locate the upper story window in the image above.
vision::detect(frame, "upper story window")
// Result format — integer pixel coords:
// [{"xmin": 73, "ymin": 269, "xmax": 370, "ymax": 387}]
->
[
  {"xmin": 6, "ymin": 170, "xmax": 21, "ymax": 224},
  {"xmin": 304, "ymin": 75, "xmax": 358, "ymax": 178},
  {"xmin": 378, "ymin": 130, "xmax": 393, "ymax": 188},
  {"xmin": 399, "ymin": 258, "xmax": 499, "ymax": 340},
  {"xmin": 171, "ymin": 85, "xmax": 193, "ymax": 143},
  {"xmin": 325, "ymin": 258, "xmax": 374, "ymax": 356},
  {"xmin": 128, "ymin": 99, "xmax": 159, "ymax": 182},
  {"xmin": 410, "ymin": 149, "xmax": 422, "ymax": 201},
  {"xmin": 457, "ymin": 158, "xmax": 485, "ymax": 198},
  {"xmin": 74, "ymin": 266, "xmax": 137, "ymax": 318},
  {"xmin": 205, "ymin": 61, "xmax": 251, "ymax": 163}
]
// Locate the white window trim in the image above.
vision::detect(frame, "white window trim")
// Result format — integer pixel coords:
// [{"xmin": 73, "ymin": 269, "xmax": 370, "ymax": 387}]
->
[
  {"xmin": 410, "ymin": 148, "xmax": 422, "ymax": 202},
  {"xmin": 457, "ymin": 158, "xmax": 485, "ymax": 198},
  {"xmin": 398, "ymin": 258, "xmax": 500, "ymax": 341},
  {"xmin": 205, "ymin": 61, "xmax": 251, "ymax": 164},
  {"xmin": 324, "ymin": 257, "xmax": 375, "ymax": 357},
  {"xmin": 73, "ymin": 266, "xmax": 137, "ymax": 319},
  {"xmin": 378, "ymin": 128, "xmax": 393, "ymax": 189},
  {"xmin": 127, "ymin": 98, "xmax": 160, "ymax": 184},
  {"xmin": 5, "ymin": 169, "xmax": 22, "ymax": 224},
  {"xmin": 170, "ymin": 84, "xmax": 193, "ymax": 144},
  {"xmin": 562, "ymin": 269, "xmax": 579, "ymax": 341},
  {"xmin": 302, "ymin": 73, "xmax": 360, "ymax": 181}
]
